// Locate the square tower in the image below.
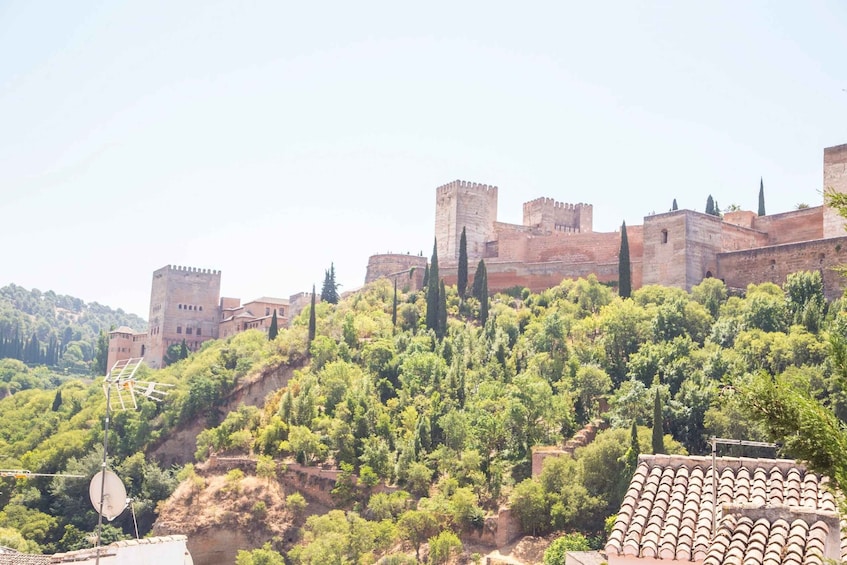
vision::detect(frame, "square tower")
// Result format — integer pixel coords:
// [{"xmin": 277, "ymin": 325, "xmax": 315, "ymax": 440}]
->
[
  {"xmin": 434, "ymin": 180, "xmax": 498, "ymax": 262},
  {"xmin": 146, "ymin": 265, "xmax": 221, "ymax": 369},
  {"xmin": 823, "ymin": 143, "xmax": 847, "ymax": 238}
]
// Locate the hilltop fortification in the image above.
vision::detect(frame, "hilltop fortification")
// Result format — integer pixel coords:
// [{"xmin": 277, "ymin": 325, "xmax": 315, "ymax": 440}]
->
[{"xmin": 367, "ymin": 142, "xmax": 847, "ymax": 298}]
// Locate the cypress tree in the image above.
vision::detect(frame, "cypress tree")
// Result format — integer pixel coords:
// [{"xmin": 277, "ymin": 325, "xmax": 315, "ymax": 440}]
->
[
  {"xmin": 321, "ymin": 263, "xmax": 340, "ymax": 304},
  {"xmin": 51, "ymin": 390, "xmax": 63, "ymax": 412},
  {"xmin": 705, "ymin": 195, "xmax": 715, "ymax": 216},
  {"xmin": 437, "ymin": 279, "xmax": 448, "ymax": 339},
  {"xmin": 478, "ymin": 262, "xmax": 489, "ymax": 325},
  {"xmin": 652, "ymin": 389, "xmax": 665, "ymax": 454},
  {"xmin": 422, "ymin": 263, "xmax": 430, "ymax": 289},
  {"xmin": 618, "ymin": 420, "xmax": 641, "ymax": 500},
  {"xmin": 308, "ymin": 285, "xmax": 316, "ymax": 346},
  {"xmin": 425, "ymin": 239, "xmax": 440, "ymax": 332},
  {"xmin": 392, "ymin": 278, "xmax": 398, "ymax": 330},
  {"xmin": 268, "ymin": 310, "xmax": 279, "ymax": 340},
  {"xmin": 179, "ymin": 339, "xmax": 189, "ymax": 360},
  {"xmin": 619, "ymin": 221, "xmax": 632, "ymax": 299},
  {"xmin": 714, "ymin": 199, "xmax": 721, "ymax": 217},
  {"xmin": 472, "ymin": 259, "xmax": 485, "ymax": 300},
  {"xmin": 758, "ymin": 177, "xmax": 766, "ymax": 216},
  {"xmin": 672, "ymin": 198, "xmax": 678, "ymax": 211},
  {"xmin": 457, "ymin": 227, "xmax": 468, "ymax": 300}
]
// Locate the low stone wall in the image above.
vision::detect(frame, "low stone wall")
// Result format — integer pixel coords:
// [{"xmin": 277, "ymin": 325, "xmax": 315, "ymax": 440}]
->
[{"xmin": 531, "ymin": 419, "xmax": 609, "ymax": 477}]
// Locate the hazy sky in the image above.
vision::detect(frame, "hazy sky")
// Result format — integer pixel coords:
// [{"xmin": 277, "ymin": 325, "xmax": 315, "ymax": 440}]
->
[{"xmin": 2, "ymin": 1, "xmax": 845, "ymax": 318}]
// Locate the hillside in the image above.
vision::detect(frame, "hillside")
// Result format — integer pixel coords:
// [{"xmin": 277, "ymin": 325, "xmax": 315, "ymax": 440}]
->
[
  {"xmin": 0, "ymin": 269, "xmax": 843, "ymax": 563},
  {"xmin": 0, "ymin": 283, "xmax": 146, "ymax": 376}
]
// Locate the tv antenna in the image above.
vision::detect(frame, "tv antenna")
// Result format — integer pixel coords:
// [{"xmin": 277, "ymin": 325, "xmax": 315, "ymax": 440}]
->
[{"xmin": 93, "ymin": 358, "xmax": 172, "ymax": 564}]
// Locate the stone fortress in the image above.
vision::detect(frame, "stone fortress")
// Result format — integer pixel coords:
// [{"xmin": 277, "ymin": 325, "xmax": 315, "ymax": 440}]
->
[
  {"xmin": 107, "ymin": 265, "xmax": 314, "ymax": 371},
  {"xmin": 367, "ymin": 142, "xmax": 847, "ymax": 301}
]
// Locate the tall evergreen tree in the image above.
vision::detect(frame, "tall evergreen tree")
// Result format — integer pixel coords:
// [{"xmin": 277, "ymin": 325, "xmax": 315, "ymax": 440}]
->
[
  {"xmin": 179, "ymin": 339, "xmax": 189, "ymax": 360},
  {"xmin": 713, "ymin": 199, "xmax": 721, "ymax": 217},
  {"xmin": 437, "ymin": 280, "xmax": 448, "ymax": 339},
  {"xmin": 425, "ymin": 239, "xmax": 440, "ymax": 333},
  {"xmin": 617, "ymin": 420, "xmax": 641, "ymax": 500},
  {"xmin": 652, "ymin": 389, "xmax": 665, "ymax": 454},
  {"xmin": 94, "ymin": 330, "xmax": 109, "ymax": 375},
  {"xmin": 308, "ymin": 285, "xmax": 316, "ymax": 345},
  {"xmin": 457, "ymin": 227, "xmax": 468, "ymax": 300},
  {"xmin": 321, "ymin": 263, "xmax": 340, "ymax": 304},
  {"xmin": 758, "ymin": 177, "xmax": 766, "ymax": 216},
  {"xmin": 672, "ymin": 198, "xmax": 678, "ymax": 211},
  {"xmin": 479, "ymin": 266, "xmax": 489, "ymax": 325},
  {"xmin": 618, "ymin": 221, "xmax": 632, "ymax": 299},
  {"xmin": 422, "ymin": 263, "xmax": 430, "ymax": 289},
  {"xmin": 268, "ymin": 310, "xmax": 279, "ymax": 340},
  {"xmin": 392, "ymin": 278, "xmax": 398, "ymax": 330},
  {"xmin": 471, "ymin": 259, "xmax": 485, "ymax": 301},
  {"xmin": 705, "ymin": 195, "xmax": 715, "ymax": 216}
]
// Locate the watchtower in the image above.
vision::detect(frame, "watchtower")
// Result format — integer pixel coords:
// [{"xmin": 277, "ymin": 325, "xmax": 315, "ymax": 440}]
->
[
  {"xmin": 434, "ymin": 180, "xmax": 498, "ymax": 262},
  {"xmin": 823, "ymin": 143, "xmax": 847, "ymax": 238},
  {"xmin": 522, "ymin": 198, "xmax": 593, "ymax": 233},
  {"xmin": 146, "ymin": 265, "xmax": 221, "ymax": 369}
]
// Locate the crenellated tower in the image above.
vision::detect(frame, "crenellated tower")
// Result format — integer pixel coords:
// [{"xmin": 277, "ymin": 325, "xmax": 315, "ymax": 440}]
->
[
  {"xmin": 434, "ymin": 180, "xmax": 498, "ymax": 262},
  {"xmin": 146, "ymin": 265, "xmax": 221, "ymax": 369},
  {"xmin": 522, "ymin": 197, "xmax": 593, "ymax": 233}
]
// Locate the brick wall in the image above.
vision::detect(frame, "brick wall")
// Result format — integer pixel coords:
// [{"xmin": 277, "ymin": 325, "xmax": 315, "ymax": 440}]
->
[
  {"xmin": 364, "ymin": 254, "xmax": 427, "ymax": 291},
  {"xmin": 717, "ymin": 236, "xmax": 847, "ymax": 299}
]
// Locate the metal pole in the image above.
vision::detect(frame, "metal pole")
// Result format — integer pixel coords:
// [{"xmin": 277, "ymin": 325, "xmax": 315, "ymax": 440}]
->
[{"xmin": 95, "ymin": 382, "xmax": 112, "ymax": 565}]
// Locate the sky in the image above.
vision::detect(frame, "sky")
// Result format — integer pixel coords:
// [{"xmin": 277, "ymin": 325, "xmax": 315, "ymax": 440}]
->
[{"xmin": 1, "ymin": 1, "xmax": 845, "ymax": 318}]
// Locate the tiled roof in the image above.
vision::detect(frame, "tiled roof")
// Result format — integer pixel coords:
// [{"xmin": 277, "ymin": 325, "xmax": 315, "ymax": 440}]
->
[
  {"xmin": 605, "ymin": 454, "xmax": 842, "ymax": 563},
  {"xmin": 49, "ymin": 535, "xmax": 188, "ymax": 563}
]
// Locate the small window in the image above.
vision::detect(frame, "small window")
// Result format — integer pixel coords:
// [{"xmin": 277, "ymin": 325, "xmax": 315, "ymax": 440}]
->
[
  {"xmin": 197, "ymin": 328, "xmax": 202, "ymax": 336},
  {"xmin": 186, "ymin": 327, "xmax": 193, "ymax": 335},
  {"xmin": 661, "ymin": 229, "xmax": 668, "ymax": 244},
  {"xmin": 266, "ymin": 307, "xmax": 270, "ymax": 316},
  {"xmin": 176, "ymin": 326, "xmax": 182, "ymax": 334},
  {"xmin": 199, "ymin": 306, "xmax": 203, "ymax": 311},
  {"xmin": 178, "ymin": 304, "xmax": 182, "ymax": 309},
  {"xmin": 141, "ymin": 345, "xmax": 146, "ymax": 356}
]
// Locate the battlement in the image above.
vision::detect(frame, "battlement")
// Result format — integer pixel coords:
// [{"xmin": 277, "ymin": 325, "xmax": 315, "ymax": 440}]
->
[
  {"xmin": 436, "ymin": 179, "xmax": 498, "ymax": 195},
  {"xmin": 165, "ymin": 265, "xmax": 221, "ymax": 275},
  {"xmin": 523, "ymin": 197, "xmax": 591, "ymax": 211}
]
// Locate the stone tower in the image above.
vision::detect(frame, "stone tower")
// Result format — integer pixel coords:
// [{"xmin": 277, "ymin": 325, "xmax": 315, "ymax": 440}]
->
[
  {"xmin": 146, "ymin": 265, "xmax": 221, "ymax": 369},
  {"xmin": 522, "ymin": 198, "xmax": 593, "ymax": 233},
  {"xmin": 434, "ymin": 180, "xmax": 498, "ymax": 262},
  {"xmin": 823, "ymin": 143, "xmax": 847, "ymax": 238}
]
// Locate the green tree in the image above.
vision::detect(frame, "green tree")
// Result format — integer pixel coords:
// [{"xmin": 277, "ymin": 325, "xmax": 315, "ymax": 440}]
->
[
  {"xmin": 180, "ymin": 339, "xmax": 189, "ymax": 360},
  {"xmin": 235, "ymin": 543, "xmax": 285, "ymax": 565},
  {"xmin": 618, "ymin": 221, "xmax": 631, "ymax": 298},
  {"xmin": 457, "ymin": 227, "xmax": 468, "ymax": 300},
  {"xmin": 543, "ymin": 533, "xmax": 590, "ymax": 565},
  {"xmin": 437, "ymin": 280, "xmax": 448, "ymax": 339},
  {"xmin": 705, "ymin": 195, "xmax": 715, "ymax": 216},
  {"xmin": 94, "ymin": 330, "xmax": 109, "ymax": 375},
  {"xmin": 321, "ymin": 263, "xmax": 340, "ymax": 304},
  {"xmin": 308, "ymin": 285, "xmax": 316, "ymax": 345},
  {"xmin": 397, "ymin": 509, "xmax": 439, "ymax": 562},
  {"xmin": 392, "ymin": 278, "xmax": 398, "ymax": 329},
  {"xmin": 426, "ymin": 240, "xmax": 440, "ymax": 333},
  {"xmin": 428, "ymin": 530, "xmax": 462, "ymax": 564},
  {"xmin": 758, "ymin": 177, "xmax": 766, "ymax": 216},
  {"xmin": 652, "ymin": 388, "xmax": 665, "ymax": 454},
  {"xmin": 473, "ymin": 260, "xmax": 489, "ymax": 325},
  {"xmin": 268, "ymin": 310, "xmax": 278, "ymax": 341},
  {"xmin": 671, "ymin": 198, "xmax": 678, "ymax": 211}
]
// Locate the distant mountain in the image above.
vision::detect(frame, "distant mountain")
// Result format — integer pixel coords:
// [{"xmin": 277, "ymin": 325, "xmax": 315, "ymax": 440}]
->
[{"xmin": 0, "ymin": 283, "xmax": 146, "ymax": 374}]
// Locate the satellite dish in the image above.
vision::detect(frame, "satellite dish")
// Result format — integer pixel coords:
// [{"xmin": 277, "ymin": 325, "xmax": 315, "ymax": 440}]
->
[{"xmin": 89, "ymin": 470, "xmax": 128, "ymax": 521}]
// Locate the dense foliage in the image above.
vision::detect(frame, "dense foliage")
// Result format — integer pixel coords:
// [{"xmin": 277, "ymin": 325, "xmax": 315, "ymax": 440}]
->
[
  {"xmin": 0, "ymin": 284, "xmax": 146, "ymax": 375},
  {"xmin": 1, "ymin": 267, "xmax": 845, "ymax": 560}
]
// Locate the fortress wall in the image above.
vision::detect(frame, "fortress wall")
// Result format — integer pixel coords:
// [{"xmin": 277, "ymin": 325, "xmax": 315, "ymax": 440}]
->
[
  {"xmin": 723, "ymin": 210, "xmax": 757, "ymax": 229},
  {"xmin": 720, "ymin": 221, "xmax": 769, "ymax": 252},
  {"xmin": 435, "ymin": 180, "xmax": 498, "ymax": 262},
  {"xmin": 751, "ymin": 206, "xmax": 824, "ymax": 245},
  {"xmin": 683, "ymin": 212, "xmax": 724, "ymax": 289},
  {"xmin": 717, "ymin": 236, "xmax": 847, "ymax": 299},
  {"xmin": 365, "ymin": 254, "xmax": 427, "ymax": 291},
  {"xmin": 824, "ymin": 144, "xmax": 847, "ymax": 238}
]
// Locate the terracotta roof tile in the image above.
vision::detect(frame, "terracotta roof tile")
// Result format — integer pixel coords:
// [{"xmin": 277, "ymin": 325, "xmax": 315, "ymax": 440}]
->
[{"xmin": 605, "ymin": 455, "xmax": 843, "ymax": 564}]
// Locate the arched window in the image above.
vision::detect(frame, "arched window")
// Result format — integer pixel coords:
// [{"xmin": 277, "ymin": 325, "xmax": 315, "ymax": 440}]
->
[{"xmin": 661, "ymin": 229, "xmax": 668, "ymax": 244}]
